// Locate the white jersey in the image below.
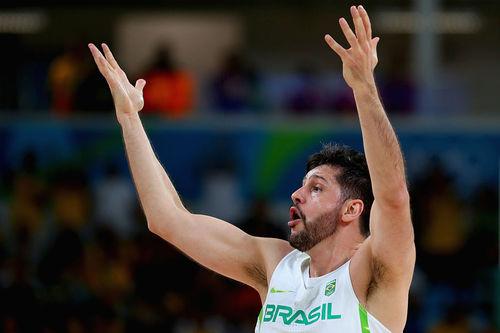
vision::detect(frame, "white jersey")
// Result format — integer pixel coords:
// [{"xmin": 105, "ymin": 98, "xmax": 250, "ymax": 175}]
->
[{"xmin": 255, "ymin": 250, "xmax": 391, "ymax": 333}]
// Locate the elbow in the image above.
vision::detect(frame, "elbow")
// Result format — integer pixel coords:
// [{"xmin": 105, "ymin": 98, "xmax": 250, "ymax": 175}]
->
[
  {"xmin": 379, "ymin": 185, "xmax": 410, "ymax": 209},
  {"xmin": 144, "ymin": 208, "xmax": 166, "ymax": 235},
  {"xmin": 394, "ymin": 187, "xmax": 410, "ymax": 207},
  {"xmin": 146, "ymin": 209, "xmax": 189, "ymax": 238},
  {"xmin": 147, "ymin": 217, "xmax": 161, "ymax": 235},
  {"xmin": 147, "ymin": 217, "xmax": 172, "ymax": 239}
]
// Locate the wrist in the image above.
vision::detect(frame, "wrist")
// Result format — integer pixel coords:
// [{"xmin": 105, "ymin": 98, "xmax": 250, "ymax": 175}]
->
[
  {"xmin": 352, "ymin": 79, "xmax": 378, "ymax": 98},
  {"xmin": 117, "ymin": 111, "xmax": 141, "ymax": 130}
]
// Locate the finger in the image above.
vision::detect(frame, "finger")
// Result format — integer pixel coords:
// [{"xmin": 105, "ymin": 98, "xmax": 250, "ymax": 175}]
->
[
  {"xmin": 88, "ymin": 43, "xmax": 110, "ymax": 73},
  {"xmin": 101, "ymin": 43, "xmax": 121, "ymax": 71},
  {"xmin": 88, "ymin": 43, "xmax": 115, "ymax": 83},
  {"xmin": 371, "ymin": 37, "xmax": 380, "ymax": 67},
  {"xmin": 339, "ymin": 17, "xmax": 358, "ymax": 49},
  {"xmin": 101, "ymin": 43, "xmax": 130, "ymax": 83},
  {"xmin": 350, "ymin": 5, "xmax": 368, "ymax": 49},
  {"xmin": 324, "ymin": 34, "xmax": 353, "ymax": 64},
  {"xmin": 358, "ymin": 5, "xmax": 372, "ymax": 42},
  {"xmin": 135, "ymin": 79, "xmax": 146, "ymax": 92}
]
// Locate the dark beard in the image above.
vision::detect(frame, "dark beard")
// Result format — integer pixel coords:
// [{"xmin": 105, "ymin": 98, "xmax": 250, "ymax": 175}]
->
[{"xmin": 288, "ymin": 206, "xmax": 341, "ymax": 252}]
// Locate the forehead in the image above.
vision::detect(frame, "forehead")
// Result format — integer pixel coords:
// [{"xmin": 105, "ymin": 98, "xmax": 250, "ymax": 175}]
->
[{"xmin": 303, "ymin": 165, "xmax": 339, "ymax": 184}]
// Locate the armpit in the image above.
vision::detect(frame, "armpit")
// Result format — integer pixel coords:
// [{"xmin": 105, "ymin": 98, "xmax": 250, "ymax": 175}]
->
[
  {"xmin": 245, "ymin": 263, "xmax": 268, "ymax": 289},
  {"xmin": 367, "ymin": 257, "xmax": 386, "ymax": 299}
]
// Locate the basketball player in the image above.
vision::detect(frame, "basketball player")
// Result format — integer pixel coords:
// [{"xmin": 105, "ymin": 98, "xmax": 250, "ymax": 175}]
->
[{"xmin": 89, "ymin": 5, "xmax": 415, "ymax": 332}]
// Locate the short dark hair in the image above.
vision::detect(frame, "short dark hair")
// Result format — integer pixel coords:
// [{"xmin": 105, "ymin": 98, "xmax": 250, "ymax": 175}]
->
[{"xmin": 306, "ymin": 143, "xmax": 373, "ymax": 237}]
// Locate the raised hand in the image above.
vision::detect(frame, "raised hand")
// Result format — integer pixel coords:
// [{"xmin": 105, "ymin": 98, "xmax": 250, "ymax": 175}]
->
[
  {"xmin": 88, "ymin": 43, "xmax": 146, "ymax": 122},
  {"xmin": 324, "ymin": 5, "xmax": 379, "ymax": 90}
]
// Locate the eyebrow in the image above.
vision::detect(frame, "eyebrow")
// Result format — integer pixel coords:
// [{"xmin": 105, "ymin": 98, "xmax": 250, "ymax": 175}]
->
[{"xmin": 302, "ymin": 174, "xmax": 329, "ymax": 185}]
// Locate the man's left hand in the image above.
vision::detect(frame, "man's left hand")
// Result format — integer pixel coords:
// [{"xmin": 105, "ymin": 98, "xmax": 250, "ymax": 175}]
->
[{"xmin": 325, "ymin": 5, "xmax": 380, "ymax": 91}]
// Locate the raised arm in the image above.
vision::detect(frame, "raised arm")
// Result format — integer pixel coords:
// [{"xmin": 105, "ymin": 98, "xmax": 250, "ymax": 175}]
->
[
  {"xmin": 88, "ymin": 43, "xmax": 290, "ymax": 295},
  {"xmin": 325, "ymin": 6, "xmax": 414, "ymax": 273},
  {"xmin": 325, "ymin": 6, "xmax": 414, "ymax": 331}
]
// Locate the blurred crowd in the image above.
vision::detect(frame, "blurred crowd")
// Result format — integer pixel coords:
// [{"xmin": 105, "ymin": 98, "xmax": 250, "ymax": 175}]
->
[
  {"xmin": 0, "ymin": 42, "xmax": 419, "ymax": 116},
  {"xmin": 0, "ymin": 149, "xmax": 497, "ymax": 333},
  {"xmin": 0, "ymin": 152, "xmax": 268, "ymax": 333}
]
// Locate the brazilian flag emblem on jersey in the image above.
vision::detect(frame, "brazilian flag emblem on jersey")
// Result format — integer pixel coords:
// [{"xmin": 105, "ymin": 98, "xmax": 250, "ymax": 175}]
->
[{"xmin": 325, "ymin": 279, "xmax": 336, "ymax": 296}]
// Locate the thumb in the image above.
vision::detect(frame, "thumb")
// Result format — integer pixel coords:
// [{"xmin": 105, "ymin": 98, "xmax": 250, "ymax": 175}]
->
[
  {"xmin": 135, "ymin": 79, "xmax": 146, "ymax": 93},
  {"xmin": 371, "ymin": 37, "xmax": 380, "ymax": 49}
]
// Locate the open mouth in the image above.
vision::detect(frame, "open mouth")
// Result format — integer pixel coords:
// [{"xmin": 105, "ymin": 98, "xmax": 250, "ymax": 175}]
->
[{"xmin": 289, "ymin": 206, "xmax": 302, "ymax": 221}]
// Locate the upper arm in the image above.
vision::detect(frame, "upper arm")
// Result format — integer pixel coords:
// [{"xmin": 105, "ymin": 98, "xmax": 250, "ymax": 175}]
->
[
  {"xmin": 149, "ymin": 210, "xmax": 292, "ymax": 293},
  {"xmin": 369, "ymin": 191, "xmax": 415, "ymax": 279},
  {"xmin": 350, "ymin": 193, "xmax": 415, "ymax": 332}
]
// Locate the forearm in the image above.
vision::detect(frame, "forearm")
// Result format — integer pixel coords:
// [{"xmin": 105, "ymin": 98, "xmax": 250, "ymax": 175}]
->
[
  {"xmin": 119, "ymin": 113, "xmax": 184, "ymax": 225},
  {"xmin": 353, "ymin": 84, "xmax": 408, "ymax": 204},
  {"xmin": 88, "ymin": 43, "xmax": 187, "ymax": 231},
  {"xmin": 156, "ymin": 159, "xmax": 188, "ymax": 212}
]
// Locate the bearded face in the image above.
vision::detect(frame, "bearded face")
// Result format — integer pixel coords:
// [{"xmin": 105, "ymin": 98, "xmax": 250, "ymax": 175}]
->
[{"xmin": 289, "ymin": 203, "xmax": 342, "ymax": 252}]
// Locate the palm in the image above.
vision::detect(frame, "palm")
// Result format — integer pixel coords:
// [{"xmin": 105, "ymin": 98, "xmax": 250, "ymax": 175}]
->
[
  {"xmin": 88, "ymin": 43, "xmax": 146, "ymax": 116},
  {"xmin": 114, "ymin": 75, "xmax": 144, "ymax": 113},
  {"xmin": 341, "ymin": 39, "xmax": 378, "ymax": 87}
]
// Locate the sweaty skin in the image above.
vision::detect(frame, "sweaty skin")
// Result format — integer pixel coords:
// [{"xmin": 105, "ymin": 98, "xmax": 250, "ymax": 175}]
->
[{"xmin": 88, "ymin": 5, "xmax": 414, "ymax": 332}]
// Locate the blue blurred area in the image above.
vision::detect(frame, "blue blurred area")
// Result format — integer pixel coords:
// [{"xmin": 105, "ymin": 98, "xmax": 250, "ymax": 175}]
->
[{"xmin": 2, "ymin": 118, "xmax": 499, "ymax": 201}]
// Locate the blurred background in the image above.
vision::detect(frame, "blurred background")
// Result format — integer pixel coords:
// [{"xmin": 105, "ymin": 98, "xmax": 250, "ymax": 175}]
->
[{"xmin": 0, "ymin": 0, "xmax": 498, "ymax": 332}]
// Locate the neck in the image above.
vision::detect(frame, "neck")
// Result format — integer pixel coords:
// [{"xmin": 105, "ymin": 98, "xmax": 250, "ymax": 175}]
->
[{"xmin": 306, "ymin": 226, "xmax": 365, "ymax": 277}]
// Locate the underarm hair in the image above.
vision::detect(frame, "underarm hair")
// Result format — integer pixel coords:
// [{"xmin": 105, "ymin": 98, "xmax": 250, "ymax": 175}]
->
[
  {"xmin": 366, "ymin": 257, "xmax": 386, "ymax": 299},
  {"xmin": 245, "ymin": 263, "xmax": 268, "ymax": 289}
]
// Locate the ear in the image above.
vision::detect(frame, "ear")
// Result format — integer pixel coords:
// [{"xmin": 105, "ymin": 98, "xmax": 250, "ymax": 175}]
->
[{"xmin": 341, "ymin": 199, "xmax": 364, "ymax": 223}]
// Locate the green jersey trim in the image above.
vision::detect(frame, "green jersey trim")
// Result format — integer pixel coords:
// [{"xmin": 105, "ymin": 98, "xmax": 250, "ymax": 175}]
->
[
  {"xmin": 358, "ymin": 303, "xmax": 371, "ymax": 333},
  {"xmin": 270, "ymin": 287, "xmax": 293, "ymax": 293},
  {"xmin": 257, "ymin": 306, "xmax": 263, "ymax": 332}
]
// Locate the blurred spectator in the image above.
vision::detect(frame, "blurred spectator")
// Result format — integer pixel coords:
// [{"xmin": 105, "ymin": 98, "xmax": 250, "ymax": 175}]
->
[
  {"xmin": 196, "ymin": 138, "xmax": 244, "ymax": 223},
  {"xmin": 428, "ymin": 304, "xmax": 470, "ymax": 333},
  {"xmin": 0, "ymin": 35, "xmax": 22, "ymax": 111},
  {"xmin": 240, "ymin": 198, "xmax": 285, "ymax": 239},
  {"xmin": 465, "ymin": 185, "xmax": 498, "ymax": 270},
  {"xmin": 83, "ymin": 227, "xmax": 133, "ymax": 309},
  {"xmin": 17, "ymin": 49, "xmax": 51, "ymax": 111},
  {"xmin": 285, "ymin": 64, "xmax": 323, "ymax": 114},
  {"xmin": 37, "ymin": 226, "xmax": 83, "ymax": 286},
  {"xmin": 93, "ymin": 164, "xmax": 136, "ymax": 239},
  {"xmin": 9, "ymin": 151, "xmax": 46, "ymax": 234},
  {"xmin": 48, "ymin": 43, "xmax": 86, "ymax": 116},
  {"xmin": 51, "ymin": 168, "xmax": 90, "ymax": 230},
  {"xmin": 379, "ymin": 62, "xmax": 415, "ymax": 115},
  {"xmin": 0, "ymin": 257, "xmax": 41, "ymax": 332},
  {"xmin": 211, "ymin": 52, "xmax": 261, "ymax": 113},
  {"xmin": 142, "ymin": 46, "xmax": 194, "ymax": 117},
  {"xmin": 74, "ymin": 66, "xmax": 114, "ymax": 112},
  {"xmin": 380, "ymin": 76, "xmax": 415, "ymax": 115},
  {"xmin": 327, "ymin": 85, "xmax": 356, "ymax": 114},
  {"xmin": 413, "ymin": 160, "xmax": 467, "ymax": 284}
]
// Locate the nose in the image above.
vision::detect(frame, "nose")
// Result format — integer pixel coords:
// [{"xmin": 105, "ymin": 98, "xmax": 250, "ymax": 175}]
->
[{"xmin": 291, "ymin": 187, "xmax": 305, "ymax": 205}]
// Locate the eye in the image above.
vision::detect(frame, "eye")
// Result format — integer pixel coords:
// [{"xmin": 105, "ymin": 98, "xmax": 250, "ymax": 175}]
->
[{"xmin": 312, "ymin": 186, "xmax": 322, "ymax": 193}]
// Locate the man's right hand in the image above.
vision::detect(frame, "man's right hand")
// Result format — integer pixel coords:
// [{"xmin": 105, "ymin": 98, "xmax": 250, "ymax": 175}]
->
[{"xmin": 88, "ymin": 43, "xmax": 146, "ymax": 123}]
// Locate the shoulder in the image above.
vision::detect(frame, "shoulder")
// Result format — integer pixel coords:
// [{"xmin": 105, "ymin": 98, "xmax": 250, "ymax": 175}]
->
[
  {"xmin": 253, "ymin": 237, "xmax": 294, "ymax": 294},
  {"xmin": 256, "ymin": 237, "xmax": 294, "ymax": 276},
  {"xmin": 350, "ymin": 237, "xmax": 415, "ymax": 332}
]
